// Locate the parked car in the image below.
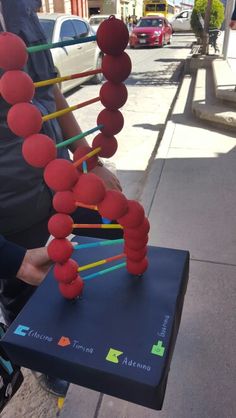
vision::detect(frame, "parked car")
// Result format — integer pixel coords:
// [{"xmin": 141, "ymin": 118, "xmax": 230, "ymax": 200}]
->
[
  {"xmin": 169, "ymin": 10, "xmax": 192, "ymax": 32},
  {"xmin": 38, "ymin": 13, "xmax": 103, "ymax": 93},
  {"xmin": 129, "ymin": 16, "xmax": 172, "ymax": 48},
  {"xmin": 88, "ymin": 14, "xmax": 110, "ymax": 33}
]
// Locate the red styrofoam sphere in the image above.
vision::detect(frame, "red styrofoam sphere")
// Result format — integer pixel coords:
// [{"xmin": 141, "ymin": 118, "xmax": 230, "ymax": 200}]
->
[
  {"xmin": 126, "ymin": 257, "xmax": 148, "ymax": 276},
  {"xmin": 73, "ymin": 173, "xmax": 106, "ymax": 205},
  {"xmin": 54, "ymin": 259, "xmax": 78, "ymax": 283},
  {"xmin": 44, "ymin": 159, "xmax": 79, "ymax": 191},
  {"xmin": 59, "ymin": 275, "xmax": 84, "ymax": 299},
  {"xmin": 0, "ymin": 32, "xmax": 28, "ymax": 70},
  {"xmin": 47, "ymin": 238, "xmax": 73, "ymax": 263},
  {"xmin": 7, "ymin": 102, "xmax": 42, "ymax": 137},
  {"xmin": 97, "ymin": 109, "xmax": 124, "ymax": 136},
  {"xmin": 118, "ymin": 200, "xmax": 145, "ymax": 228},
  {"xmin": 22, "ymin": 134, "xmax": 56, "ymax": 168},
  {"xmin": 100, "ymin": 82, "xmax": 128, "ymax": 110},
  {"xmin": 48, "ymin": 213, "xmax": 73, "ymax": 238},
  {"xmin": 0, "ymin": 70, "xmax": 35, "ymax": 104},
  {"xmin": 102, "ymin": 52, "xmax": 132, "ymax": 83},
  {"xmin": 124, "ymin": 246, "xmax": 147, "ymax": 262},
  {"xmin": 96, "ymin": 16, "xmax": 129, "ymax": 56},
  {"xmin": 98, "ymin": 190, "xmax": 128, "ymax": 220},
  {"xmin": 125, "ymin": 235, "xmax": 149, "ymax": 250},
  {"xmin": 73, "ymin": 145, "xmax": 98, "ymax": 172},
  {"xmin": 124, "ymin": 217, "xmax": 150, "ymax": 239},
  {"xmin": 92, "ymin": 133, "xmax": 118, "ymax": 158},
  {"xmin": 53, "ymin": 191, "xmax": 77, "ymax": 214}
]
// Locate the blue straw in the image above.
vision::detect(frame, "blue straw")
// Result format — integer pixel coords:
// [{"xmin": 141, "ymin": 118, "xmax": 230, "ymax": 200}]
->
[{"xmin": 74, "ymin": 238, "xmax": 124, "ymax": 250}]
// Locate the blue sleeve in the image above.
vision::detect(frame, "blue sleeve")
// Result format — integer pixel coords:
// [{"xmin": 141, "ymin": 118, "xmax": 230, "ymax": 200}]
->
[{"xmin": 0, "ymin": 235, "xmax": 26, "ymax": 278}]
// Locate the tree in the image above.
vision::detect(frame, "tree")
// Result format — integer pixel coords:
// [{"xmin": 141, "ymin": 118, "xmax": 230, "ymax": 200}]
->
[{"xmin": 191, "ymin": 0, "xmax": 224, "ymax": 39}]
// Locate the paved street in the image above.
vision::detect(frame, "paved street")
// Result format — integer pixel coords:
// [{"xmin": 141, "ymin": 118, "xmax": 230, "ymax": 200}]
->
[{"xmin": 65, "ymin": 33, "xmax": 195, "ymax": 200}]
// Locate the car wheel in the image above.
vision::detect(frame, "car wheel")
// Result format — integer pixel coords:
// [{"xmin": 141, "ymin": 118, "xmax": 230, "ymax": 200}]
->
[{"xmin": 92, "ymin": 54, "xmax": 104, "ymax": 84}]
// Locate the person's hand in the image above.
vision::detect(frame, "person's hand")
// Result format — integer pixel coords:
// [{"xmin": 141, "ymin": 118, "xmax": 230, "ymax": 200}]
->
[
  {"xmin": 16, "ymin": 247, "xmax": 53, "ymax": 286},
  {"xmin": 91, "ymin": 164, "xmax": 122, "ymax": 191},
  {"xmin": 229, "ymin": 20, "xmax": 236, "ymax": 29}
]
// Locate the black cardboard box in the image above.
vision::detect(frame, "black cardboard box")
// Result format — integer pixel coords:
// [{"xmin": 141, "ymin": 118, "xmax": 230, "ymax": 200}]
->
[{"xmin": 1, "ymin": 238, "xmax": 189, "ymax": 410}]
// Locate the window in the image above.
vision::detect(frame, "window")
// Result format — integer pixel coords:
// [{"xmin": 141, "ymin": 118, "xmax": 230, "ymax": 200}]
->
[
  {"xmin": 60, "ymin": 20, "xmax": 76, "ymax": 41},
  {"xmin": 72, "ymin": 19, "xmax": 89, "ymax": 37}
]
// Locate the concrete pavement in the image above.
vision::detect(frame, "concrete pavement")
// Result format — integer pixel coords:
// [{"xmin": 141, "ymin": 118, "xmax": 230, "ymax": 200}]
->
[{"xmin": 60, "ymin": 43, "xmax": 236, "ymax": 418}]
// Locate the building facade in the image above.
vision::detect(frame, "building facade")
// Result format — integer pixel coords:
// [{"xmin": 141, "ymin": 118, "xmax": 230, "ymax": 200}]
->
[{"xmin": 40, "ymin": 0, "xmax": 144, "ymax": 21}]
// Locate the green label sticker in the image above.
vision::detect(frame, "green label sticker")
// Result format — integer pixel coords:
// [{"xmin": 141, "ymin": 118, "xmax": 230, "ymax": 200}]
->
[
  {"xmin": 106, "ymin": 348, "xmax": 123, "ymax": 363},
  {"xmin": 151, "ymin": 341, "xmax": 165, "ymax": 357}
]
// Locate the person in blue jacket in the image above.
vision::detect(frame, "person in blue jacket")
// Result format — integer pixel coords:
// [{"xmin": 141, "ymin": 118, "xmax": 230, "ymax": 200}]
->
[{"xmin": 0, "ymin": 0, "xmax": 122, "ymax": 397}]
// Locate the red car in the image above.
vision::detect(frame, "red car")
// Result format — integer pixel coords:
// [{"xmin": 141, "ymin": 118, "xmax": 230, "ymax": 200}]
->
[{"xmin": 129, "ymin": 16, "xmax": 172, "ymax": 48}]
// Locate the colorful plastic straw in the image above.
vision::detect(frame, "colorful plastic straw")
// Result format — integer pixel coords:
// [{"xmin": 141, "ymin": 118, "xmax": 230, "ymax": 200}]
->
[
  {"xmin": 78, "ymin": 253, "xmax": 126, "ymax": 272},
  {"xmin": 42, "ymin": 97, "xmax": 100, "ymax": 122},
  {"xmin": 74, "ymin": 238, "xmax": 124, "ymax": 250},
  {"xmin": 56, "ymin": 125, "xmax": 103, "ymax": 149},
  {"xmin": 34, "ymin": 68, "xmax": 102, "ymax": 88},
  {"xmin": 73, "ymin": 147, "xmax": 101, "ymax": 168},
  {"xmin": 27, "ymin": 35, "xmax": 97, "ymax": 53},
  {"xmin": 82, "ymin": 262, "xmax": 127, "ymax": 281},
  {"xmin": 73, "ymin": 224, "xmax": 123, "ymax": 229}
]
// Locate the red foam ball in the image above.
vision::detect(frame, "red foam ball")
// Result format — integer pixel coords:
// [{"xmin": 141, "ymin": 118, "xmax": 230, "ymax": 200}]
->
[
  {"xmin": 96, "ymin": 16, "xmax": 129, "ymax": 56},
  {"xmin": 125, "ymin": 235, "xmax": 149, "ymax": 250},
  {"xmin": 7, "ymin": 102, "xmax": 42, "ymax": 137},
  {"xmin": 53, "ymin": 191, "xmax": 77, "ymax": 214},
  {"xmin": 0, "ymin": 32, "xmax": 28, "ymax": 70},
  {"xmin": 22, "ymin": 134, "xmax": 56, "ymax": 168},
  {"xmin": 0, "ymin": 70, "xmax": 35, "ymax": 104},
  {"xmin": 124, "ymin": 246, "xmax": 147, "ymax": 262},
  {"xmin": 54, "ymin": 259, "xmax": 78, "ymax": 283},
  {"xmin": 44, "ymin": 159, "xmax": 79, "ymax": 191},
  {"xmin": 47, "ymin": 238, "xmax": 73, "ymax": 263},
  {"xmin": 48, "ymin": 213, "xmax": 73, "ymax": 238},
  {"xmin": 100, "ymin": 82, "xmax": 128, "ymax": 110},
  {"xmin": 118, "ymin": 200, "xmax": 145, "ymax": 228},
  {"xmin": 59, "ymin": 275, "xmax": 84, "ymax": 299},
  {"xmin": 98, "ymin": 190, "xmax": 128, "ymax": 220},
  {"xmin": 124, "ymin": 217, "xmax": 150, "ymax": 239},
  {"xmin": 73, "ymin": 145, "xmax": 98, "ymax": 172},
  {"xmin": 102, "ymin": 52, "xmax": 132, "ymax": 83},
  {"xmin": 92, "ymin": 133, "xmax": 118, "ymax": 158},
  {"xmin": 73, "ymin": 173, "xmax": 106, "ymax": 205},
  {"xmin": 126, "ymin": 257, "xmax": 148, "ymax": 276},
  {"xmin": 97, "ymin": 109, "xmax": 124, "ymax": 136}
]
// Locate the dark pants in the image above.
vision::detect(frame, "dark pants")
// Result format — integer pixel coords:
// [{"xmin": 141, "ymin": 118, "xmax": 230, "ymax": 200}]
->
[{"xmin": 0, "ymin": 208, "xmax": 123, "ymax": 325}]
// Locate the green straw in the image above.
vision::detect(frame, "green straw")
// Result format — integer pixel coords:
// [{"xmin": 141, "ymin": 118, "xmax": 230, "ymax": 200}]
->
[
  {"xmin": 56, "ymin": 125, "xmax": 103, "ymax": 149},
  {"xmin": 74, "ymin": 239, "xmax": 124, "ymax": 250},
  {"xmin": 27, "ymin": 36, "xmax": 97, "ymax": 53}
]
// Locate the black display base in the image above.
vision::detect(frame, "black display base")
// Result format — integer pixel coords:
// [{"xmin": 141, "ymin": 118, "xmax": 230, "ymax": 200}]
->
[{"xmin": 1, "ymin": 237, "xmax": 189, "ymax": 410}]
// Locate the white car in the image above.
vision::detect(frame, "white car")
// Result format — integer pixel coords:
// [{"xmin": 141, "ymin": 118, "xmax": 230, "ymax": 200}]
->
[
  {"xmin": 169, "ymin": 10, "xmax": 192, "ymax": 32},
  {"xmin": 88, "ymin": 14, "xmax": 120, "ymax": 33},
  {"xmin": 38, "ymin": 13, "xmax": 103, "ymax": 93}
]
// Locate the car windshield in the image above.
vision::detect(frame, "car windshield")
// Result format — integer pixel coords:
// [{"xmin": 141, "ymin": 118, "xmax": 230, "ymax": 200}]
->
[
  {"xmin": 39, "ymin": 19, "xmax": 55, "ymax": 42},
  {"xmin": 90, "ymin": 17, "xmax": 107, "ymax": 25},
  {"xmin": 137, "ymin": 18, "xmax": 163, "ymax": 28}
]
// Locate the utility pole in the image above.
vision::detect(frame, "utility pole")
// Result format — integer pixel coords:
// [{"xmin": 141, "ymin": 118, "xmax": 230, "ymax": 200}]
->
[
  {"xmin": 202, "ymin": 0, "xmax": 212, "ymax": 55},
  {"xmin": 222, "ymin": 0, "xmax": 234, "ymax": 59}
]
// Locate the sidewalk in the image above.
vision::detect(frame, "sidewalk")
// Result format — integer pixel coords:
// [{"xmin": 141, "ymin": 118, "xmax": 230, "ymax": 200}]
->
[{"xmin": 59, "ymin": 58, "xmax": 236, "ymax": 417}]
